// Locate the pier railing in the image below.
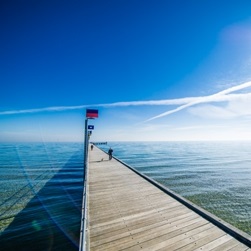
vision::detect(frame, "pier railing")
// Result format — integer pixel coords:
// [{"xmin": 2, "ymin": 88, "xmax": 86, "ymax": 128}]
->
[
  {"xmin": 112, "ymin": 155, "xmax": 251, "ymax": 248},
  {"xmin": 79, "ymin": 153, "xmax": 89, "ymax": 251},
  {"xmin": 80, "ymin": 145, "xmax": 251, "ymax": 250}
]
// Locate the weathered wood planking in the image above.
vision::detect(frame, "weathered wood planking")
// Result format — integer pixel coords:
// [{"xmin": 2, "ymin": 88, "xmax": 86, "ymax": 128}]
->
[{"xmin": 87, "ymin": 146, "xmax": 251, "ymax": 251}]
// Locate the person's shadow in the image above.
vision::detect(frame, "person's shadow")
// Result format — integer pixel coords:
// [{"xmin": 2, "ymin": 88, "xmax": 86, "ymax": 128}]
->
[{"xmin": 0, "ymin": 152, "xmax": 84, "ymax": 251}]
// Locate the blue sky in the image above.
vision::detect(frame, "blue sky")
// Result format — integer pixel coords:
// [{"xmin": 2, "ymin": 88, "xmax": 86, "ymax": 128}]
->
[{"xmin": 1, "ymin": 0, "xmax": 251, "ymax": 142}]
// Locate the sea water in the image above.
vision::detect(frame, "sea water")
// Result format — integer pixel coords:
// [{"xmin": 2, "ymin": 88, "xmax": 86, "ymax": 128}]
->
[
  {"xmin": 0, "ymin": 142, "xmax": 84, "ymax": 251},
  {"xmin": 0, "ymin": 141, "xmax": 251, "ymax": 250},
  {"xmin": 99, "ymin": 141, "xmax": 251, "ymax": 236}
]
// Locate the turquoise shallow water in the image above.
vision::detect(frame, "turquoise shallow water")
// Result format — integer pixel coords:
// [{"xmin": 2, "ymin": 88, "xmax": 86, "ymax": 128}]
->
[
  {"xmin": 0, "ymin": 142, "xmax": 83, "ymax": 251},
  {"xmin": 99, "ymin": 141, "xmax": 251, "ymax": 235}
]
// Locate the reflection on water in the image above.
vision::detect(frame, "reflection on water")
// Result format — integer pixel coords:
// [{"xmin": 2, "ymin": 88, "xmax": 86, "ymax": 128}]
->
[
  {"xmin": 0, "ymin": 143, "xmax": 83, "ymax": 251},
  {"xmin": 1, "ymin": 141, "xmax": 251, "ymax": 249}
]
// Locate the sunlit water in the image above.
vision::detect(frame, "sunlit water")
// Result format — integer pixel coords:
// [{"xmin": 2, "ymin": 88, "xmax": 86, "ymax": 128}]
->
[
  {"xmin": 0, "ymin": 142, "xmax": 83, "ymax": 251},
  {"xmin": 100, "ymin": 141, "xmax": 251, "ymax": 235},
  {"xmin": 1, "ymin": 141, "xmax": 251, "ymax": 251}
]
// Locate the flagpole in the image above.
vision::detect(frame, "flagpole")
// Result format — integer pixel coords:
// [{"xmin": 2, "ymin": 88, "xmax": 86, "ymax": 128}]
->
[
  {"xmin": 84, "ymin": 118, "xmax": 88, "ymax": 182},
  {"xmin": 84, "ymin": 108, "xmax": 98, "ymax": 182}
]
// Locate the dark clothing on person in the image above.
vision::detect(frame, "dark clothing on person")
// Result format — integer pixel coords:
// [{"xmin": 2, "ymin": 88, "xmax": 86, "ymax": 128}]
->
[{"xmin": 108, "ymin": 148, "xmax": 113, "ymax": 160}]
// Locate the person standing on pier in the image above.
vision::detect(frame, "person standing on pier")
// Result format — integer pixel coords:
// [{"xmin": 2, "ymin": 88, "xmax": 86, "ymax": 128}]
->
[{"xmin": 108, "ymin": 147, "xmax": 113, "ymax": 160}]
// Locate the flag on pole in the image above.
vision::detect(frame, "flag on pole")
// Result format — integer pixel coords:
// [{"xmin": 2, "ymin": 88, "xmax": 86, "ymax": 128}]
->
[{"xmin": 86, "ymin": 109, "xmax": 98, "ymax": 118}]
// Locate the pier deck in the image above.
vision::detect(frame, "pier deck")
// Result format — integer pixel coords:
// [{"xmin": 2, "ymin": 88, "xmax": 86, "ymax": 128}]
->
[{"xmin": 86, "ymin": 146, "xmax": 251, "ymax": 251}]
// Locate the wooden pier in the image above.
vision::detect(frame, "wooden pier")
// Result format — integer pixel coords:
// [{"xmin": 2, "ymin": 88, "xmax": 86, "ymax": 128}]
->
[{"xmin": 82, "ymin": 145, "xmax": 251, "ymax": 251}]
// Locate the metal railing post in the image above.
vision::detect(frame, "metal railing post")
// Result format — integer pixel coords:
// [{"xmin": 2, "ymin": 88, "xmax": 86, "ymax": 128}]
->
[{"xmin": 79, "ymin": 118, "xmax": 89, "ymax": 251}]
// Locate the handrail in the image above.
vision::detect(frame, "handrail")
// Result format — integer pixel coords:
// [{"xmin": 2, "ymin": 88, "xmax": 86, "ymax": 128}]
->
[
  {"xmin": 112, "ymin": 154, "xmax": 251, "ymax": 248},
  {"xmin": 79, "ymin": 139, "xmax": 89, "ymax": 251},
  {"xmin": 85, "ymin": 145, "xmax": 251, "ymax": 248}
]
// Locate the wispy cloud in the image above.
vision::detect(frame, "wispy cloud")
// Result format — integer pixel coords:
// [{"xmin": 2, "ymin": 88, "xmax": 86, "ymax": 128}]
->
[
  {"xmin": 0, "ymin": 105, "xmax": 88, "ymax": 115},
  {"xmin": 189, "ymin": 93, "xmax": 251, "ymax": 119},
  {"xmin": 143, "ymin": 81, "xmax": 251, "ymax": 122},
  {"xmin": 189, "ymin": 105, "xmax": 237, "ymax": 119},
  {"xmin": 0, "ymin": 98, "xmax": 197, "ymax": 115},
  {"xmin": 173, "ymin": 124, "xmax": 227, "ymax": 131},
  {"xmin": 1, "ymin": 81, "xmax": 251, "ymax": 121}
]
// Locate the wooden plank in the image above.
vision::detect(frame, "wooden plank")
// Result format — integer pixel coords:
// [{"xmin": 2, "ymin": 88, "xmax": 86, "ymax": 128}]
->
[
  {"xmin": 91, "ymin": 218, "xmax": 210, "ymax": 251},
  {"xmin": 153, "ymin": 227, "xmax": 227, "ymax": 251},
  {"xmin": 126, "ymin": 222, "xmax": 214, "ymax": 251},
  {"xmin": 89, "ymin": 205, "xmax": 188, "ymax": 239},
  {"xmin": 210, "ymin": 239, "xmax": 243, "ymax": 251},
  {"xmin": 228, "ymin": 243, "xmax": 250, "ymax": 251},
  {"xmin": 86, "ymin": 146, "xmax": 251, "ymax": 251}
]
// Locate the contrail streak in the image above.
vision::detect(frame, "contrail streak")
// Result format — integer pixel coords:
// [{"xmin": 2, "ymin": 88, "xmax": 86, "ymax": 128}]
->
[
  {"xmin": 0, "ymin": 105, "xmax": 88, "ymax": 115},
  {"xmin": 1, "ymin": 81, "xmax": 251, "ymax": 117},
  {"xmin": 0, "ymin": 97, "xmax": 200, "ymax": 115},
  {"xmin": 144, "ymin": 81, "xmax": 251, "ymax": 122}
]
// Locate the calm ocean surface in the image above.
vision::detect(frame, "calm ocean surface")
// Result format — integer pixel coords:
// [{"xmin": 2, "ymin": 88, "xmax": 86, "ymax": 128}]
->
[
  {"xmin": 0, "ymin": 142, "xmax": 84, "ymax": 251},
  {"xmin": 0, "ymin": 141, "xmax": 251, "ymax": 250},
  {"xmin": 99, "ymin": 141, "xmax": 251, "ymax": 236}
]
